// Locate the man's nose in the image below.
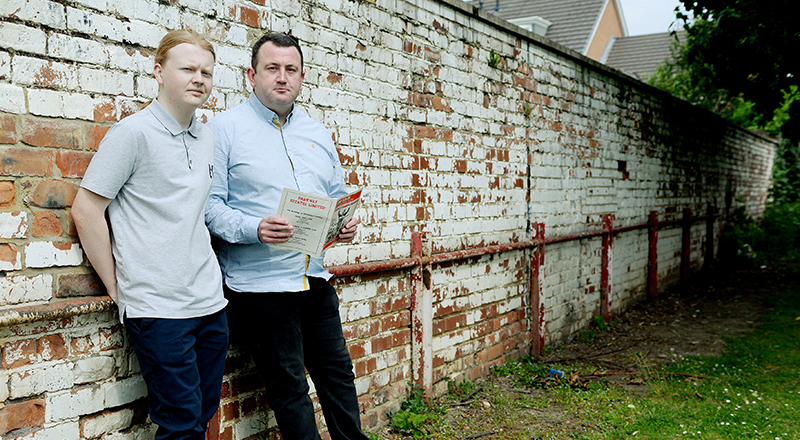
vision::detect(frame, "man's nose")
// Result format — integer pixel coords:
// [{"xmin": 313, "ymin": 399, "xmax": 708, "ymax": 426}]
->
[{"xmin": 276, "ymin": 68, "xmax": 287, "ymax": 82}]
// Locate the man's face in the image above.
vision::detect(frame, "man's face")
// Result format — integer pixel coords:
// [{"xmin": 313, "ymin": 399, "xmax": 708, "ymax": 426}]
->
[
  {"xmin": 247, "ymin": 42, "xmax": 304, "ymax": 118},
  {"xmin": 154, "ymin": 43, "xmax": 214, "ymax": 113}
]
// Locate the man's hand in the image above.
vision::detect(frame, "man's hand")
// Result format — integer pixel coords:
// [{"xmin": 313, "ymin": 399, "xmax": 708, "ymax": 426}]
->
[
  {"xmin": 338, "ymin": 216, "xmax": 359, "ymax": 243},
  {"xmin": 258, "ymin": 216, "xmax": 294, "ymax": 243}
]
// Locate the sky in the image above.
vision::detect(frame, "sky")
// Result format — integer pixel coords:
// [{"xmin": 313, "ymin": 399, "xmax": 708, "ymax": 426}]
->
[{"xmin": 618, "ymin": 0, "xmax": 686, "ymax": 36}]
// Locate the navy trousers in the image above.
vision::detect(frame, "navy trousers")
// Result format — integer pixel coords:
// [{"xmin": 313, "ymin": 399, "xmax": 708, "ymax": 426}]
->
[
  {"xmin": 124, "ymin": 309, "xmax": 229, "ymax": 440},
  {"xmin": 226, "ymin": 277, "xmax": 368, "ymax": 440}
]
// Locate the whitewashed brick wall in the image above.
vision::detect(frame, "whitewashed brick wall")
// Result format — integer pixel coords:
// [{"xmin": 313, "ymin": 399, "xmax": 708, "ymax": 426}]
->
[{"xmin": 1, "ymin": 0, "xmax": 775, "ymax": 437}]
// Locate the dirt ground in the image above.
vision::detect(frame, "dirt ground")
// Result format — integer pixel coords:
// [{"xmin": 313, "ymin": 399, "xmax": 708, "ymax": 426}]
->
[{"xmin": 427, "ymin": 266, "xmax": 798, "ymax": 439}]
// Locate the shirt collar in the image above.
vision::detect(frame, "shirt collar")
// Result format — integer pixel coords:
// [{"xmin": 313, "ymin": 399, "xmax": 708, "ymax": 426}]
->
[
  {"xmin": 147, "ymin": 98, "xmax": 201, "ymax": 138},
  {"xmin": 247, "ymin": 93, "xmax": 296, "ymax": 126}
]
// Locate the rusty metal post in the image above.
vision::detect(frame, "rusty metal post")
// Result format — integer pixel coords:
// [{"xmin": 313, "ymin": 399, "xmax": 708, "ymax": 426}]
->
[
  {"xmin": 410, "ymin": 231, "xmax": 432, "ymax": 393},
  {"xmin": 530, "ymin": 222, "xmax": 545, "ymax": 358},
  {"xmin": 601, "ymin": 214, "xmax": 614, "ymax": 323},
  {"xmin": 681, "ymin": 208, "xmax": 692, "ymax": 284},
  {"xmin": 705, "ymin": 204, "xmax": 716, "ymax": 268},
  {"xmin": 647, "ymin": 210, "xmax": 659, "ymax": 299}
]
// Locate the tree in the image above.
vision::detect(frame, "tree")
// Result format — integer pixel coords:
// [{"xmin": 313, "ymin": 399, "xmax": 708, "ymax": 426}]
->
[
  {"xmin": 675, "ymin": 0, "xmax": 800, "ymax": 137},
  {"xmin": 650, "ymin": 0, "xmax": 800, "ymax": 203}
]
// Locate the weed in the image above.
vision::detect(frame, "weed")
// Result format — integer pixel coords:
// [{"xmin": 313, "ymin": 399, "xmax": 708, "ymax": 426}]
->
[
  {"xmin": 575, "ymin": 315, "xmax": 614, "ymax": 343},
  {"xmin": 522, "ymin": 102, "xmax": 534, "ymax": 118},
  {"xmin": 389, "ymin": 383, "xmax": 443, "ymax": 439},
  {"xmin": 446, "ymin": 377, "xmax": 478, "ymax": 399},
  {"xmin": 487, "ymin": 48, "xmax": 501, "ymax": 68}
]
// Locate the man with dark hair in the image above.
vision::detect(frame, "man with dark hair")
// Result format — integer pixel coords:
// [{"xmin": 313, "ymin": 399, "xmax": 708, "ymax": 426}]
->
[{"xmin": 205, "ymin": 33, "xmax": 367, "ymax": 440}]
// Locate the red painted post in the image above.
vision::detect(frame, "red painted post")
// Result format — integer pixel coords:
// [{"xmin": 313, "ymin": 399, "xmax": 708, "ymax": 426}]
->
[
  {"xmin": 530, "ymin": 222, "xmax": 546, "ymax": 358},
  {"xmin": 705, "ymin": 205, "xmax": 716, "ymax": 268},
  {"xmin": 600, "ymin": 214, "xmax": 614, "ymax": 323},
  {"xmin": 647, "ymin": 210, "xmax": 659, "ymax": 299},
  {"xmin": 681, "ymin": 208, "xmax": 692, "ymax": 284},
  {"xmin": 410, "ymin": 232, "xmax": 432, "ymax": 393}
]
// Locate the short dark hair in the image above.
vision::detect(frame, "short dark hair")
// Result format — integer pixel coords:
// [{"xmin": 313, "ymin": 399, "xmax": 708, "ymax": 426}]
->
[{"xmin": 251, "ymin": 32, "xmax": 303, "ymax": 71}]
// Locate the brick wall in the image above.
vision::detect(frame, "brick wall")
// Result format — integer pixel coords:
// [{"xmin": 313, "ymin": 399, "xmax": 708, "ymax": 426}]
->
[{"xmin": 0, "ymin": 0, "xmax": 775, "ymax": 438}]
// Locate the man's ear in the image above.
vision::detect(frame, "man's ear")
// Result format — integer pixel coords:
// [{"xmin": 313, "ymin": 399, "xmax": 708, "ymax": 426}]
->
[
  {"xmin": 246, "ymin": 66, "xmax": 256, "ymax": 89},
  {"xmin": 154, "ymin": 63, "xmax": 164, "ymax": 86}
]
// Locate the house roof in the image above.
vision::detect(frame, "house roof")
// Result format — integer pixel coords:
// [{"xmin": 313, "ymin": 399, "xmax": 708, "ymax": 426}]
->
[
  {"xmin": 605, "ymin": 31, "xmax": 685, "ymax": 80},
  {"xmin": 482, "ymin": 0, "xmax": 610, "ymax": 54}
]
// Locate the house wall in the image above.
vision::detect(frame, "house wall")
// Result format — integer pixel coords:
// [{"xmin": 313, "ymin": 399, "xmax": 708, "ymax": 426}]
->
[
  {"xmin": 0, "ymin": 0, "xmax": 775, "ymax": 438},
  {"xmin": 585, "ymin": 0, "xmax": 626, "ymax": 60}
]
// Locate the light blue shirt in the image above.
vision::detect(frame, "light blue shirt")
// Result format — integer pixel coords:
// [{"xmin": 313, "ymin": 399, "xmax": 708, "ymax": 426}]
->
[{"xmin": 205, "ymin": 94, "xmax": 349, "ymax": 293}]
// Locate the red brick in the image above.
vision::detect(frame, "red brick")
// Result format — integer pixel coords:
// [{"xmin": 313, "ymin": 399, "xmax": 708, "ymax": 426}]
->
[
  {"xmin": 380, "ymin": 310, "xmax": 410, "ymax": 331},
  {"xmin": 432, "ymin": 96, "xmax": 451, "ymax": 112},
  {"xmin": 0, "ymin": 399, "xmax": 45, "ymax": 436},
  {"xmin": 0, "ymin": 114, "xmax": 17, "ymax": 144},
  {"xmin": 38, "ymin": 334, "xmax": 68, "ymax": 361},
  {"xmin": 56, "ymin": 150, "xmax": 93, "ymax": 178},
  {"xmin": 70, "ymin": 334, "xmax": 95, "ymax": 355},
  {"xmin": 86, "ymin": 125, "xmax": 111, "ymax": 151},
  {"xmin": 0, "ymin": 181, "xmax": 14, "ymax": 207},
  {"xmin": 0, "ymin": 243, "xmax": 20, "ymax": 269},
  {"xmin": 66, "ymin": 211, "xmax": 77, "ymax": 236},
  {"xmin": 32, "ymin": 211, "xmax": 62, "ymax": 237},
  {"xmin": 2, "ymin": 338, "xmax": 37, "ymax": 369},
  {"xmin": 98, "ymin": 326, "xmax": 123, "ymax": 350},
  {"xmin": 57, "ymin": 273, "xmax": 106, "ymax": 298},
  {"xmin": 348, "ymin": 341, "xmax": 368, "ymax": 359},
  {"xmin": 218, "ymin": 426, "xmax": 234, "ymax": 440},
  {"xmin": 29, "ymin": 179, "xmax": 78, "ymax": 208},
  {"xmin": 230, "ymin": 5, "xmax": 259, "ymax": 27},
  {"xmin": 20, "ymin": 117, "xmax": 82, "ymax": 149},
  {"xmin": 240, "ymin": 395, "xmax": 258, "ymax": 417},
  {"xmin": 327, "ymin": 71, "xmax": 342, "ymax": 84},
  {"xmin": 0, "ymin": 147, "xmax": 54, "ymax": 177},
  {"xmin": 221, "ymin": 401, "xmax": 239, "ymax": 422},
  {"xmin": 94, "ymin": 100, "xmax": 116, "ymax": 123}
]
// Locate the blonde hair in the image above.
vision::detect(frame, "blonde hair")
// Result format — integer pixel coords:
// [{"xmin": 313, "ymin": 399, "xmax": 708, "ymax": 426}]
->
[{"xmin": 154, "ymin": 29, "xmax": 216, "ymax": 66}]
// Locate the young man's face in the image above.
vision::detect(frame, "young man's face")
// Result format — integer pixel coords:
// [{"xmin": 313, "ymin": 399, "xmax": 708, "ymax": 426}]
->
[
  {"xmin": 247, "ymin": 42, "xmax": 304, "ymax": 119},
  {"xmin": 154, "ymin": 43, "xmax": 214, "ymax": 114}
]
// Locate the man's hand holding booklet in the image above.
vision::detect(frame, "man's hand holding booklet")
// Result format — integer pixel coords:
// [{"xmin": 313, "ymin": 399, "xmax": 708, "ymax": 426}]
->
[{"xmin": 270, "ymin": 187, "xmax": 362, "ymax": 257}]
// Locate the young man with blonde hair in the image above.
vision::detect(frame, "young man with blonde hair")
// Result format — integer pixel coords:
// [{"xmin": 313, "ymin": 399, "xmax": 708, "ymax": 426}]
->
[{"xmin": 72, "ymin": 29, "xmax": 228, "ymax": 440}]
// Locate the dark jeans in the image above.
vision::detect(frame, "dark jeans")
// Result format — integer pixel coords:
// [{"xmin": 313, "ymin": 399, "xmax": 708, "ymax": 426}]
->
[
  {"xmin": 124, "ymin": 309, "xmax": 229, "ymax": 440},
  {"xmin": 226, "ymin": 277, "xmax": 368, "ymax": 440}
]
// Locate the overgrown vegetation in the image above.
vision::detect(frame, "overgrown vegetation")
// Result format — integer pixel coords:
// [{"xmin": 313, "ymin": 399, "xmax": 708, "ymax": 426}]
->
[
  {"xmin": 389, "ymin": 383, "xmax": 445, "ymax": 439},
  {"xmin": 721, "ymin": 199, "xmax": 800, "ymax": 274}
]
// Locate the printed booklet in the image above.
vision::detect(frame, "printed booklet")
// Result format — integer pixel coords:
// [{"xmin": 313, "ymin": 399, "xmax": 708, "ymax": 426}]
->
[{"xmin": 271, "ymin": 188, "xmax": 362, "ymax": 257}]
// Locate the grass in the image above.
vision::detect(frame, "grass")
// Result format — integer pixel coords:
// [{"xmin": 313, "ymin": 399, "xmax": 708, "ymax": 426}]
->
[
  {"xmin": 373, "ymin": 285, "xmax": 800, "ymax": 439},
  {"xmin": 587, "ymin": 287, "xmax": 800, "ymax": 440}
]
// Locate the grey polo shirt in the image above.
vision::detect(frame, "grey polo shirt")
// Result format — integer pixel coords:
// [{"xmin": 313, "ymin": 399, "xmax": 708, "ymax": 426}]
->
[{"xmin": 81, "ymin": 99, "xmax": 226, "ymax": 321}]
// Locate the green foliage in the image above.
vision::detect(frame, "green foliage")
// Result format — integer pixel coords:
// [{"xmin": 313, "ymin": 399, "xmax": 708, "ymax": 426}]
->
[
  {"xmin": 389, "ymin": 383, "xmax": 443, "ymax": 439},
  {"xmin": 575, "ymin": 315, "xmax": 614, "ymax": 343},
  {"xmin": 581, "ymin": 286, "xmax": 800, "ymax": 439},
  {"xmin": 522, "ymin": 102, "xmax": 534, "ymax": 118},
  {"xmin": 487, "ymin": 49, "xmax": 501, "ymax": 69},
  {"xmin": 446, "ymin": 377, "xmax": 476, "ymax": 398},
  {"xmin": 675, "ymin": 0, "xmax": 800, "ymax": 133},
  {"xmin": 721, "ymin": 198, "xmax": 800, "ymax": 271}
]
